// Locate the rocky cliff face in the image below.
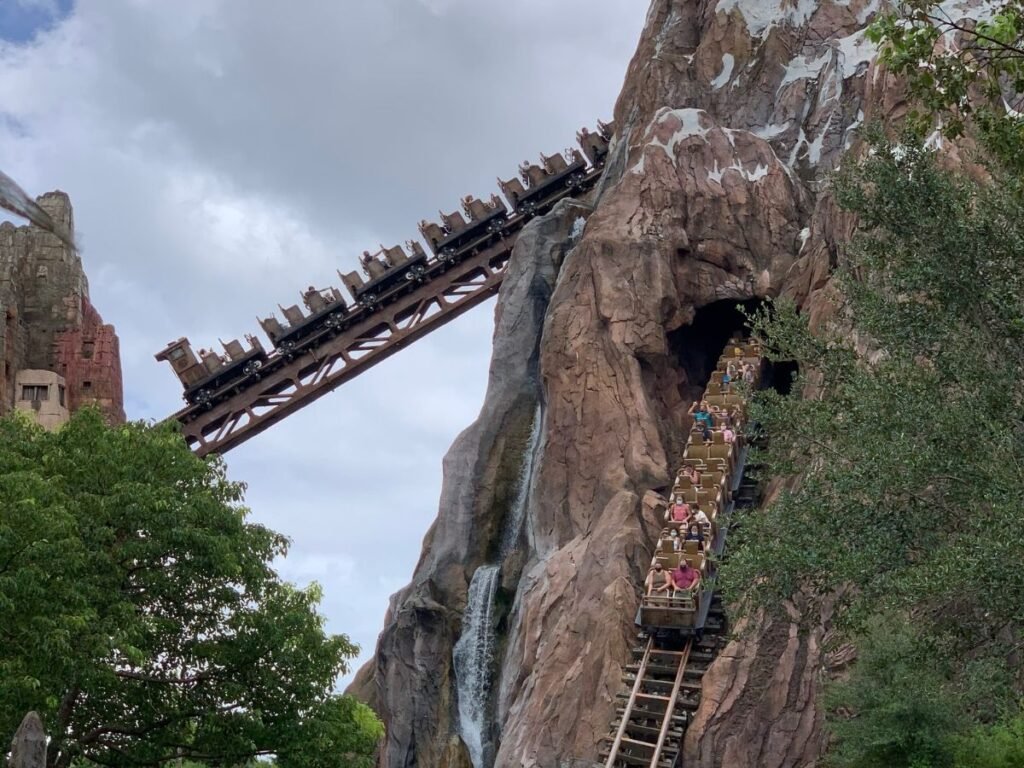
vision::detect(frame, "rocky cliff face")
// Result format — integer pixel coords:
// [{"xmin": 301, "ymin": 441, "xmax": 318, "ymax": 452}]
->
[
  {"xmin": 0, "ymin": 192, "xmax": 125, "ymax": 423},
  {"xmin": 349, "ymin": 0, "xmax": 937, "ymax": 765}
]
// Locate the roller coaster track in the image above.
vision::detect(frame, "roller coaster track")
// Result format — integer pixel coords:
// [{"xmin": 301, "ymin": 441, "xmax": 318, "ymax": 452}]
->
[
  {"xmin": 600, "ymin": 614, "xmax": 725, "ymax": 768},
  {"xmin": 600, "ymin": 345, "xmax": 762, "ymax": 768},
  {"xmin": 605, "ymin": 637, "xmax": 693, "ymax": 768},
  {"xmin": 600, "ymin": 454, "xmax": 749, "ymax": 768},
  {"xmin": 171, "ymin": 166, "xmax": 603, "ymax": 456}
]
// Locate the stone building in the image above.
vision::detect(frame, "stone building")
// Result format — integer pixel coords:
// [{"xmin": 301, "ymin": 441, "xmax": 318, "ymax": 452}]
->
[{"xmin": 0, "ymin": 191, "xmax": 124, "ymax": 427}]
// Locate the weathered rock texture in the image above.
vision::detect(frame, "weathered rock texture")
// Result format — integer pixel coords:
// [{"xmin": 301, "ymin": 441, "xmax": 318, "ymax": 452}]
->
[
  {"xmin": 348, "ymin": 199, "xmax": 595, "ymax": 768},
  {"xmin": 7, "ymin": 712, "xmax": 46, "ymax": 768},
  {"xmin": 351, "ymin": 1, "xmax": 982, "ymax": 766},
  {"xmin": 0, "ymin": 192, "xmax": 124, "ymax": 423}
]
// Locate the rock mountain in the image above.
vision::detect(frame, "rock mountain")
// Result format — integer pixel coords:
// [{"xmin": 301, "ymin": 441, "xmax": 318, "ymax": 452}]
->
[{"xmin": 348, "ymin": 0, "xmax": 971, "ymax": 765}]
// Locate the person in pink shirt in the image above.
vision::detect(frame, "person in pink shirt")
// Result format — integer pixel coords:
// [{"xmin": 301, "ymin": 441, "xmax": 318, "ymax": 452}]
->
[
  {"xmin": 672, "ymin": 560, "xmax": 701, "ymax": 594},
  {"xmin": 666, "ymin": 496, "xmax": 691, "ymax": 524},
  {"xmin": 721, "ymin": 425, "xmax": 736, "ymax": 443}
]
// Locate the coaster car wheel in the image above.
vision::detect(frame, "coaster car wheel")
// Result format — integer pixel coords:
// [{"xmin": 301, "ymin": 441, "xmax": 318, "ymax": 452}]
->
[
  {"xmin": 242, "ymin": 359, "xmax": 264, "ymax": 382},
  {"xmin": 196, "ymin": 389, "xmax": 214, "ymax": 409}
]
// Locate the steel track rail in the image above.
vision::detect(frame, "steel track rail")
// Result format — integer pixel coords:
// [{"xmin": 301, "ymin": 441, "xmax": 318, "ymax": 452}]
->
[
  {"xmin": 605, "ymin": 637, "xmax": 656, "ymax": 768},
  {"xmin": 650, "ymin": 641, "xmax": 692, "ymax": 767},
  {"xmin": 168, "ymin": 167, "xmax": 602, "ymax": 456}
]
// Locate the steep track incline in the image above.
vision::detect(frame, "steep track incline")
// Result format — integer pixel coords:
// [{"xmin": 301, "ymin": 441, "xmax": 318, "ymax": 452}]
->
[{"xmin": 162, "ymin": 131, "xmax": 610, "ymax": 456}]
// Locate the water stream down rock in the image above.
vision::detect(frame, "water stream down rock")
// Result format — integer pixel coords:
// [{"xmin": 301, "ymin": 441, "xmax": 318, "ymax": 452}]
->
[
  {"xmin": 453, "ymin": 564, "xmax": 500, "ymax": 768},
  {"xmin": 454, "ymin": 404, "xmax": 542, "ymax": 768}
]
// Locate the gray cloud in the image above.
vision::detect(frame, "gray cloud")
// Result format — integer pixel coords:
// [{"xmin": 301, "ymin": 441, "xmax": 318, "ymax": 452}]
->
[{"xmin": 0, "ymin": 0, "xmax": 645, "ymax": 683}]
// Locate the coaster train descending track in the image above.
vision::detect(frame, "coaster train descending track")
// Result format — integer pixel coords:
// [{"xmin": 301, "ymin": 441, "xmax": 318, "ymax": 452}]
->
[{"xmin": 157, "ymin": 123, "xmax": 613, "ymax": 456}]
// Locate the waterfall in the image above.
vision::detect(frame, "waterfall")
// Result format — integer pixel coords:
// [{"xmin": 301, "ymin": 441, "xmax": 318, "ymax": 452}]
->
[
  {"xmin": 453, "ymin": 564, "xmax": 501, "ymax": 768},
  {"xmin": 500, "ymin": 404, "xmax": 542, "ymax": 557},
  {"xmin": 453, "ymin": 404, "xmax": 544, "ymax": 767}
]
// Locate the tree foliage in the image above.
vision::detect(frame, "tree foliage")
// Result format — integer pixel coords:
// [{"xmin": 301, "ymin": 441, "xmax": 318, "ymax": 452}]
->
[
  {"xmin": 868, "ymin": 0, "xmax": 1024, "ymax": 170},
  {"xmin": 952, "ymin": 714, "xmax": 1024, "ymax": 768},
  {"xmin": 724, "ymin": 135, "xmax": 1024, "ymax": 641},
  {"xmin": 825, "ymin": 615, "xmax": 1024, "ymax": 768},
  {"xmin": 0, "ymin": 409, "xmax": 381, "ymax": 767},
  {"xmin": 825, "ymin": 616, "xmax": 962, "ymax": 768},
  {"xmin": 721, "ymin": 134, "xmax": 1024, "ymax": 763}
]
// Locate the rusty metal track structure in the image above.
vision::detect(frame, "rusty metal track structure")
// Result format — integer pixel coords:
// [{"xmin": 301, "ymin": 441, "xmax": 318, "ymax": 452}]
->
[{"xmin": 171, "ymin": 166, "xmax": 603, "ymax": 456}]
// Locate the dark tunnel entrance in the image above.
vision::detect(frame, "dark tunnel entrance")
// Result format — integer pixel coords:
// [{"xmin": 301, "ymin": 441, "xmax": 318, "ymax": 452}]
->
[
  {"xmin": 668, "ymin": 298, "xmax": 799, "ymax": 400},
  {"xmin": 669, "ymin": 298, "xmax": 765, "ymax": 403},
  {"xmin": 763, "ymin": 358, "xmax": 799, "ymax": 397}
]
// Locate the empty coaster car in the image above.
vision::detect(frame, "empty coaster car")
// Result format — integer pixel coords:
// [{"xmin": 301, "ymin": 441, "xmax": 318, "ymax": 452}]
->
[
  {"xmin": 641, "ymin": 592, "xmax": 697, "ymax": 629},
  {"xmin": 156, "ymin": 334, "xmax": 267, "ymax": 406},
  {"xmin": 340, "ymin": 242, "xmax": 428, "ymax": 306}
]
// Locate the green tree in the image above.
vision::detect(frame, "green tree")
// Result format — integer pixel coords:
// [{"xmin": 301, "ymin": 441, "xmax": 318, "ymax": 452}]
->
[
  {"xmin": 721, "ymin": 134, "xmax": 1024, "ymax": 762},
  {"xmin": 0, "ymin": 409, "xmax": 381, "ymax": 767},
  {"xmin": 868, "ymin": 0, "xmax": 1024, "ymax": 170},
  {"xmin": 952, "ymin": 714, "xmax": 1024, "ymax": 768},
  {"xmin": 825, "ymin": 616, "xmax": 961, "ymax": 768},
  {"xmin": 725, "ymin": 135, "xmax": 1024, "ymax": 643}
]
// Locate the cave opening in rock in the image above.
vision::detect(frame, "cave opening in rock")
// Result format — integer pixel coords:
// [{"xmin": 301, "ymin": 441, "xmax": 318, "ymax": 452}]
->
[
  {"xmin": 669, "ymin": 298, "xmax": 765, "ymax": 402},
  {"xmin": 763, "ymin": 358, "xmax": 799, "ymax": 396}
]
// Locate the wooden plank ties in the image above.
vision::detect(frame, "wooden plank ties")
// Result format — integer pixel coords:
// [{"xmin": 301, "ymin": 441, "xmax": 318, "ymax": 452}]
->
[{"xmin": 601, "ymin": 639, "xmax": 701, "ymax": 768}]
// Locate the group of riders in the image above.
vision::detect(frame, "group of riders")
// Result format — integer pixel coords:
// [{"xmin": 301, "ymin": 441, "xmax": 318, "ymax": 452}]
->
[{"xmin": 643, "ymin": 344, "xmax": 759, "ymax": 604}]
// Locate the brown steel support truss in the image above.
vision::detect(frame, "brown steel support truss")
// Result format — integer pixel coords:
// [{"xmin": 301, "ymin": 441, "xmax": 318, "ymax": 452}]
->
[
  {"xmin": 169, "ymin": 164, "xmax": 603, "ymax": 456},
  {"xmin": 176, "ymin": 241, "xmax": 514, "ymax": 456}
]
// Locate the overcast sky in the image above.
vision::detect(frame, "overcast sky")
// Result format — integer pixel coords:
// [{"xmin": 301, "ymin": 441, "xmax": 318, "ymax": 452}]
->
[{"xmin": 0, "ymin": 0, "xmax": 645, "ymax": 685}]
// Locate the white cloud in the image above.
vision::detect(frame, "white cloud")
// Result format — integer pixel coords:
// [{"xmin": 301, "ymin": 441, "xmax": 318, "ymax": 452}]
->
[{"xmin": 0, "ymin": 0, "xmax": 645, "ymax": 685}]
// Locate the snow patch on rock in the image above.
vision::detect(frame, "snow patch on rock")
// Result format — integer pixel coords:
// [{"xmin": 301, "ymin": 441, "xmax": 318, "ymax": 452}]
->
[
  {"xmin": 780, "ymin": 50, "xmax": 833, "ymax": 89},
  {"xmin": 706, "ymin": 159, "xmax": 771, "ymax": 185},
  {"xmin": 647, "ymin": 109, "xmax": 714, "ymax": 165},
  {"xmin": 857, "ymin": 0, "xmax": 881, "ymax": 23},
  {"xmin": 937, "ymin": 0, "xmax": 999, "ymax": 23},
  {"xmin": 712, "ymin": 53, "xmax": 735, "ymax": 89},
  {"xmin": 716, "ymin": 0, "xmax": 817, "ymax": 36},
  {"xmin": 755, "ymin": 122, "xmax": 792, "ymax": 139},
  {"xmin": 837, "ymin": 29, "xmax": 877, "ymax": 72},
  {"xmin": 844, "ymin": 109, "xmax": 865, "ymax": 149}
]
